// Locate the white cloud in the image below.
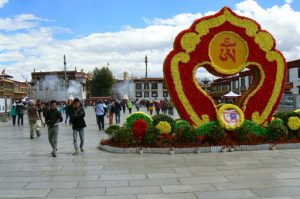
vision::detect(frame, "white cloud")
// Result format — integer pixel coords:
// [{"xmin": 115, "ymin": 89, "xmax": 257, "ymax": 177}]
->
[
  {"xmin": 1, "ymin": 0, "xmax": 300, "ymax": 81},
  {"xmin": 0, "ymin": 14, "xmax": 48, "ymax": 31},
  {"xmin": 0, "ymin": 0, "xmax": 8, "ymax": 8}
]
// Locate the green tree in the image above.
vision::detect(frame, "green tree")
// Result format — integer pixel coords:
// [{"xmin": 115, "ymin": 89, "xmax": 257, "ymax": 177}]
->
[{"xmin": 91, "ymin": 67, "xmax": 114, "ymax": 97}]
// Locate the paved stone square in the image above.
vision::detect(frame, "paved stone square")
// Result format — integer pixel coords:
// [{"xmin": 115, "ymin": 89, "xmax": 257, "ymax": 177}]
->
[{"xmin": 1, "ymin": 107, "xmax": 300, "ymax": 198}]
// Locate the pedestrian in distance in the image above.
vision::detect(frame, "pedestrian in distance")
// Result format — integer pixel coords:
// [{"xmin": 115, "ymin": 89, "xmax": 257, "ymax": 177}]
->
[
  {"xmin": 10, "ymin": 103, "xmax": 17, "ymax": 126},
  {"xmin": 95, "ymin": 100, "xmax": 106, "ymax": 130},
  {"xmin": 16, "ymin": 100, "xmax": 25, "ymax": 126},
  {"xmin": 45, "ymin": 100, "xmax": 63, "ymax": 157},
  {"xmin": 27, "ymin": 101, "xmax": 41, "ymax": 139},
  {"xmin": 115, "ymin": 100, "xmax": 122, "ymax": 124},
  {"xmin": 135, "ymin": 100, "xmax": 140, "ymax": 111},
  {"xmin": 70, "ymin": 98, "xmax": 86, "ymax": 155},
  {"xmin": 108, "ymin": 100, "xmax": 116, "ymax": 125},
  {"xmin": 127, "ymin": 100, "xmax": 133, "ymax": 114},
  {"xmin": 122, "ymin": 100, "xmax": 126, "ymax": 114}
]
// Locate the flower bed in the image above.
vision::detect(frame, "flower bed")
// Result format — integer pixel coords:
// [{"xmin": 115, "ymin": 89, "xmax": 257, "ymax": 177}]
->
[{"xmin": 100, "ymin": 110, "xmax": 300, "ymax": 153}]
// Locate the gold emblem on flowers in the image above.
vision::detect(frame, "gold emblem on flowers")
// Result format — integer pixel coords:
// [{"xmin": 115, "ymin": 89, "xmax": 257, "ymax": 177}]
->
[{"xmin": 209, "ymin": 31, "xmax": 249, "ymax": 75}]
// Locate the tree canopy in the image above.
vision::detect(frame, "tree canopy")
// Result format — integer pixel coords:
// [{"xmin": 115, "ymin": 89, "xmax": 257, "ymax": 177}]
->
[{"xmin": 91, "ymin": 67, "xmax": 114, "ymax": 97}]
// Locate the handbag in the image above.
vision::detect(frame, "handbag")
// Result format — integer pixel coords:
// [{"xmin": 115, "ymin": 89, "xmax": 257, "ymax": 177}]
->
[{"xmin": 34, "ymin": 120, "xmax": 42, "ymax": 131}]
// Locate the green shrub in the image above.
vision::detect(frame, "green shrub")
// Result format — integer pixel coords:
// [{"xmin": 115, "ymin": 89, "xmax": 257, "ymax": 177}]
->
[
  {"xmin": 273, "ymin": 111, "xmax": 291, "ymax": 120},
  {"xmin": 241, "ymin": 120, "xmax": 267, "ymax": 136},
  {"xmin": 266, "ymin": 122, "xmax": 288, "ymax": 142},
  {"xmin": 125, "ymin": 112, "xmax": 152, "ymax": 129},
  {"xmin": 235, "ymin": 125, "xmax": 252, "ymax": 142},
  {"xmin": 152, "ymin": 114, "xmax": 175, "ymax": 133},
  {"xmin": 195, "ymin": 121, "xmax": 225, "ymax": 144},
  {"xmin": 105, "ymin": 125, "xmax": 121, "ymax": 138},
  {"xmin": 144, "ymin": 126, "xmax": 161, "ymax": 145},
  {"xmin": 113, "ymin": 127, "xmax": 132, "ymax": 143},
  {"xmin": 195, "ymin": 121, "xmax": 220, "ymax": 136},
  {"xmin": 269, "ymin": 118, "xmax": 284, "ymax": 126},
  {"xmin": 174, "ymin": 119, "xmax": 191, "ymax": 133},
  {"xmin": 176, "ymin": 126, "xmax": 196, "ymax": 143}
]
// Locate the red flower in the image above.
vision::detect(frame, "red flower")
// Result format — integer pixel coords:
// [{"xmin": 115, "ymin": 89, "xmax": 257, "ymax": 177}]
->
[{"xmin": 132, "ymin": 119, "xmax": 148, "ymax": 141}]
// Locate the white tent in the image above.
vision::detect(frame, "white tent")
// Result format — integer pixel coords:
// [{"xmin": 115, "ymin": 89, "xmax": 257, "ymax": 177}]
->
[{"xmin": 223, "ymin": 91, "xmax": 240, "ymax": 98}]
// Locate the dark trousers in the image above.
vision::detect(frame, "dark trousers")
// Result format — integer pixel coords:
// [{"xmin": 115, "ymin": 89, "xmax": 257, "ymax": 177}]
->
[
  {"xmin": 122, "ymin": 107, "xmax": 126, "ymax": 114},
  {"xmin": 17, "ymin": 114, "xmax": 23, "ymax": 126},
  {"xmin": 12, "ymin": 115, "xmax": 16, "ymax": 126},
  {"xmin": 96, "ymin": 115, "xmax": 105, "ymax": 130},
  {"xmin": 115, "ymin": 112, "xmax": 120, "ymax": 124},
  {"xmin": 128, "ymin": 108, "xmax": 132, "ymax": 114}
]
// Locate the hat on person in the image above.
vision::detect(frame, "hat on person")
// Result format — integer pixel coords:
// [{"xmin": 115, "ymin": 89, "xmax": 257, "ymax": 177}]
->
[{"xmin": 74, "ymin": 98, "xmax": 80, "ymax": 103}]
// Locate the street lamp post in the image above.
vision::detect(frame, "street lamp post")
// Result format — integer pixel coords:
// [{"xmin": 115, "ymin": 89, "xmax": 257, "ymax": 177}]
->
[
  {"xmin": 145, "ymin": 55, "xmax": 148, "ymax": 96},
  {"xmin": 201, "ymin": 77, "xmax": 210, "ymax": 92}
]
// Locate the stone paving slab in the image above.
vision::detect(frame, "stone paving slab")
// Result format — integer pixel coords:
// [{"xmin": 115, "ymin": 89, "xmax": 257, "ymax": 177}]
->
[{"xmin": 1, "ymin": 107, "xmax": 300, "ymax": 198}]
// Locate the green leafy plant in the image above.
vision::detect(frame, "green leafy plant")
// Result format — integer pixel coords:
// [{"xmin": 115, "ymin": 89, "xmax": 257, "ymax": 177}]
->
[
  {"xmin": 125, "ymin": 112, "xmax": 152, "ymax": 129},
  {"xmin": 105, "ymin": 125, "xmax": 121, "ymax": 138},
  {"xmin": 266, "ymin": 122, "xmax": 288, "ymax": 143},
  {"xmin": 152, "ymin": 114, "xmax": 175, "ymax": 133},
  {"xmin": 176, "ymin": 126, "xmax": 196, "ymax": 144},
  {"xmin": 113, "ymin": 127, "xmax": 132, "ymax": 143},
  {"xmin": 240, "ymin": 120, "xmax": 267, "ymax": 136},
  {"xmin": 195, "ymin": 121, "xmax": 219, "ymax": 136},
  {"xmin": 195, "ymin": 121, "xmax": 225, "ymax": 144},
  {"xmin": 144, "ymin": 126, "xmax": 161, "ymax": 145},
  {"xmin": 174, "ymin": 119, "xmax": 191, "ymax": 133}
]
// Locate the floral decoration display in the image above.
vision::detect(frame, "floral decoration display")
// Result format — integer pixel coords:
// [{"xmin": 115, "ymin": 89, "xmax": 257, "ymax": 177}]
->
[
  {"xmin": 125, "ymin": 112, "xmax": 152, "ymax": 129},
  {"xmin": 132, "ymin": 119, "xmax": 148, "ymax": 141},
  {"xmin": 287, "ymin": 116, "xmax": 300, "ymax": 131},
  {"xmin": 163, "ymin": 6, "xmax": 286, "ymax": 127},
  {"xmin": 155, "ymin": 121, "xmax": 172, "ymax": 134},
  {"xmin": 217, "ymin": 104, "xmax": 245, "ymax": 131}
]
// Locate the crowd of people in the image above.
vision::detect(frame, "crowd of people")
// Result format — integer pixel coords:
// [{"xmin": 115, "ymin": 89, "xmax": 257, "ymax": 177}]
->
[{"xmin": 9, "ymin": 97, "xmax": 175, "ymax": 157}]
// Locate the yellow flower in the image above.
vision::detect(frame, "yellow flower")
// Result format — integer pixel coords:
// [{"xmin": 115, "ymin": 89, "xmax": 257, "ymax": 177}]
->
[
  {"xmin": 295, "ymin": 109, "xmax": 300, "ymax": 113},
  {"xmin": 287, "ymin": 116, "xmax": 300, "ymax": 131},
  {"xmin": 217, "ymin": 104, "xmax": 245, "ymax": 131},
  {"xmin": 155, "ymin": 121, "xmax": 172, "ymax": 134}
]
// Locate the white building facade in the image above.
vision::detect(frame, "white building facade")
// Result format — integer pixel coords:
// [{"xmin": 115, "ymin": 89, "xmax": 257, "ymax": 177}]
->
[{"xmin": 31, "ymin": 71, "xmax": 87, "ymax": 102}]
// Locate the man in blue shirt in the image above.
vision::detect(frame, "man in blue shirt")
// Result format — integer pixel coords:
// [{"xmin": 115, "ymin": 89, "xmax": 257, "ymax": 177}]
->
[{"xmin": 95, "ymin": 100, "xmax": 106, "ymax": 130}]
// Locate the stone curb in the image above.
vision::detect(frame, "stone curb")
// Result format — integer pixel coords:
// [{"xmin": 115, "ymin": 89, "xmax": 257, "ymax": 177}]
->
[{"xmin": 99, "ymin": 143, "xmax": 300, "ymax": 154}]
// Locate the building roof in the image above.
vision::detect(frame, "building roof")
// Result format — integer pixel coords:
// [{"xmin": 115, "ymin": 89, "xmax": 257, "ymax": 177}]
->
[{"xmin": 287, "ymin": 59, "xmax": 300, "ymax": 69}]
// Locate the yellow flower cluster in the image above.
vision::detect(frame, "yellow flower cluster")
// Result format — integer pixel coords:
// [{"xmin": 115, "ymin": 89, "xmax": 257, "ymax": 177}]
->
[
  {"xmin": 155, "ymin": 121, "xmax": 172, "ymax": 134},
  {"xmin": 287, "ymin": 116, "xmax": 300, "ymax": 131},
  {"xmin": 217, "ymin": 104, "xmax": 245, "ymax": 131}
]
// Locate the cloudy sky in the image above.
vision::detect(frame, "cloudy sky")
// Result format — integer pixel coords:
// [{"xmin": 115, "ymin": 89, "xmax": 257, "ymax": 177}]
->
[{"xmin": 0, "ymin": 0, "xmax": 299, "ymax": 81}]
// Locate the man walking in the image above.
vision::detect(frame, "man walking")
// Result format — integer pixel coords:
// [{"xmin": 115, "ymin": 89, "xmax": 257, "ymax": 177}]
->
[
  {"xmin": 45, "ymin": 100, "xmax": 63, "ymax": 157},
  {"xmin": 95, "ymin": 100, "xmax": 106, "ymax": 130},
  {"xmin": 16, "ymin": 101, "xmax": 24, "ymax": 126},
  {"xmin": 127, "ymin": 100, "xmax": 133, "ymax": 114},
  {"xmin": 108, "ymin": 100, "xmax": 116, "ymax": 125},
  {"xmin": 70, "ymin": 98, "xmax": 86, "ymax": 155},
  {"xmin": 27, "ymin": 102, "xmax": 41, "ymax": 139},
  {"xmin": 115, "ymin": 100, "xmax": 122, "ymax": 124}
]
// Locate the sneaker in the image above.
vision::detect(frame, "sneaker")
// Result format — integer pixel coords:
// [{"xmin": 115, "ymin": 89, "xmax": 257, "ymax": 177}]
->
[
  {"xmin": 30, "ymin": 136, "xmax": 34, "ymax": 139},
  {"xmin": 52, "ymin": 153, "xmax": 56, "ymax": 157},
  {"xmin": 37, "ymin": 133, "xmax": 41, "ymax": 137},
  {"xmin": 73, "ymin": 151, "xmax": 79, "ymax": 155},
  {"xmin": 80, "ymin": 147, "xmax": 84, "ymax": 152}
]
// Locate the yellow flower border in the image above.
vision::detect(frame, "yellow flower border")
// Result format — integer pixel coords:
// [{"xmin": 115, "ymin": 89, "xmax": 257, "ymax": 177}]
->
[
  {"xmin": 155, "ymin": 121, "xmax": 172, "ymax": 134},
  {"xmin": 217, "ymin": 104, "xmax": 245, "ymax": 131},
  {"xmin": 168, "ymin": 7, "xmax": 286, "ymax": 127},
  {"xmin": 287, "ymin": 116, "xmax": 300, "ymax": 131}
]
